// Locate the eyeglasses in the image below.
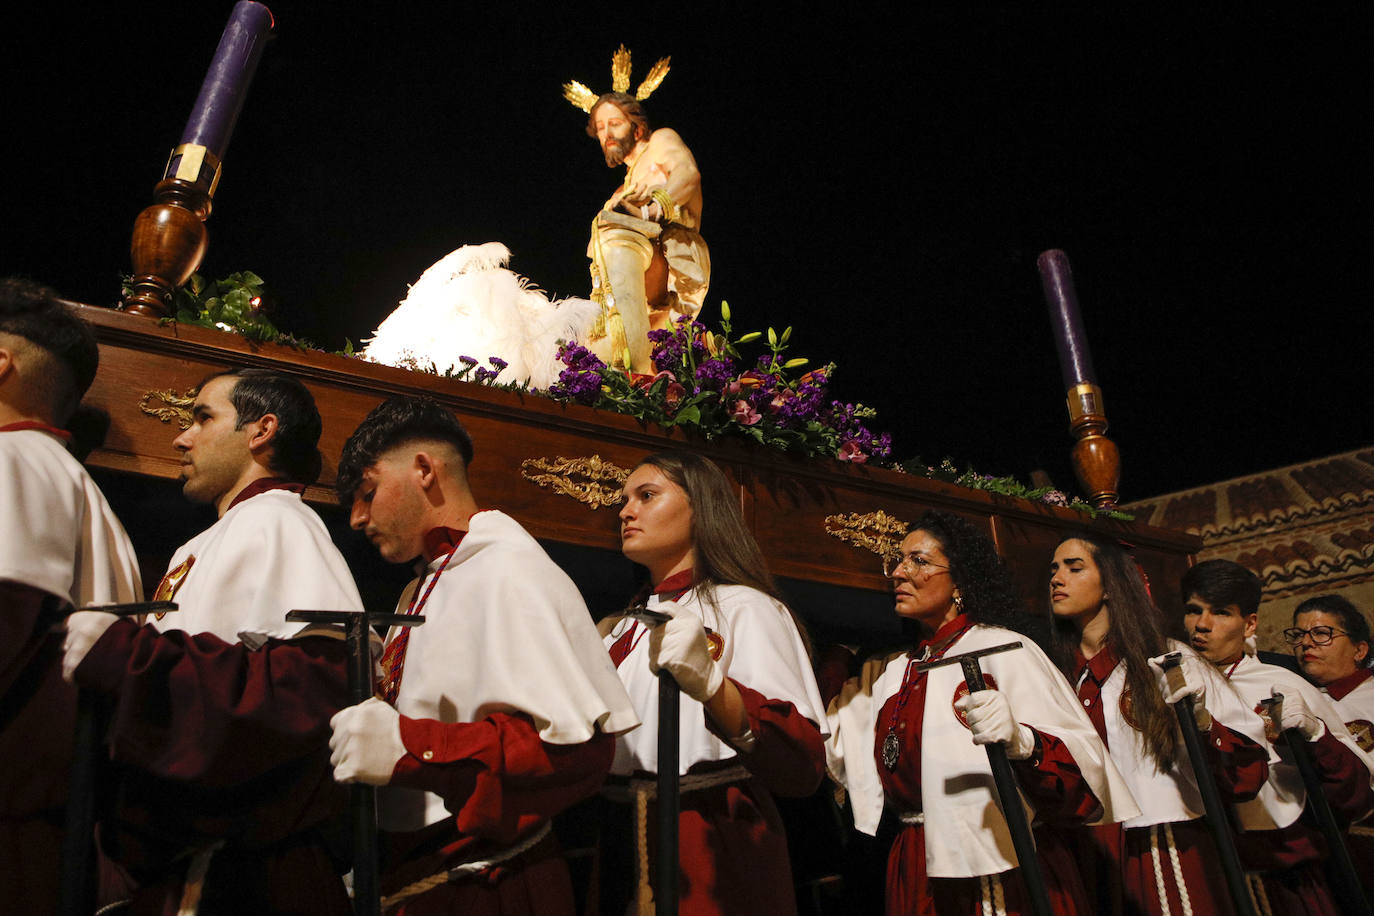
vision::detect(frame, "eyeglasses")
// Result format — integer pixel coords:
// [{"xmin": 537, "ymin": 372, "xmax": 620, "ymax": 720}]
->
[
  {"xmin": 886, "ymin": 551, "xmax": 950, "ymax": 577},
  {"xmin": 1282, "ymin": 626, "xmax": 1349, "ymax": 647}
]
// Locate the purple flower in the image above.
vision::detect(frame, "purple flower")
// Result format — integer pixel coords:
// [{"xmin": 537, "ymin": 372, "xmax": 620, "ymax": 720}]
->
[
  {"xmin": 488, "ymin": 356, "xmax": 509, "ymax": 371},
  {"xmin": 458, "ymin": 355, "xmax": 478, "ymax": 366}
]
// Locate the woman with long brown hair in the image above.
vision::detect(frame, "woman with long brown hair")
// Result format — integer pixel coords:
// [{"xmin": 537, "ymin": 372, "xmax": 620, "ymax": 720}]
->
[
  {"xmin": 598, "ymin": 449, "xmax": 827, "ymax": 915},
  {"xmin": 1046, "ymin": 530, "xmax": 1270, "ymax": 915}
]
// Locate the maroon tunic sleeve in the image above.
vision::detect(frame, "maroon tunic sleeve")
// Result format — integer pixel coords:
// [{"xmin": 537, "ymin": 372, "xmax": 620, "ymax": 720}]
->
[
  {"xmin": 815, "ymin": 644, "xmax": 856, "ymax": 707},
  {"xmin": 388, "ymin": 712, "xmax": 614, "ymax": 848},
  {"xmin": 1202, "ymin": 720, "xmax": 1270, "ymax": 802},
  {"xmin": 0, "ymin": 582, "xmax": 73, "ymax": 816},
  {"xmin": 1307, "ymin": 727, "xmax": 1374, "ymax": 823},
  {"xmin": 1010, "ymin": 728, "xmax": 1103, "ymax": 824},
  {"xmin": 73, "ymin": 618, "xmax": 351, "ymax": 786},
  {"xmin": 702, "ymin": 678, "xmax": 826, "ymax": 798}
]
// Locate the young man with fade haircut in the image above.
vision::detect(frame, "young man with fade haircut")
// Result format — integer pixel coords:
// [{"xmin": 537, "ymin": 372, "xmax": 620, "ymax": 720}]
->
[
  {"xmin": 326, "ymin": 396, "xmax": 638, "ymax": 915},
  {"xmin": 61, "ymin": 367, "xmax": 365, "ymax": 915},
  {"xmin": 1182, "ymin": 559, "xmax": 1374, "ymax": 915},
  {"xmin": 0, "ymin": 277, "xmax": 143, "ymax": 915}
]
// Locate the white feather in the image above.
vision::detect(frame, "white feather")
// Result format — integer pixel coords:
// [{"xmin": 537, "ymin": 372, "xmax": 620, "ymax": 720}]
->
[{"xmin": 362, "ymin": 243, "xmax": 600, "ymax": 389}]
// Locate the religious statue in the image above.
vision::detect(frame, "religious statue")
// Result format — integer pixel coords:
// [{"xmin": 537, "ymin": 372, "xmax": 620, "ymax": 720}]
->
[{"xmin": 565, "ymin": 46, "xmax": 709, "ymax": 373}]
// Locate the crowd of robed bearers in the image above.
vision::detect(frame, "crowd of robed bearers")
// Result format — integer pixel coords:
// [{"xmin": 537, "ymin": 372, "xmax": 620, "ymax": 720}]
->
[{"xmin": 4, "ymin": 277, "xmax": 1374, "ymax": 916}]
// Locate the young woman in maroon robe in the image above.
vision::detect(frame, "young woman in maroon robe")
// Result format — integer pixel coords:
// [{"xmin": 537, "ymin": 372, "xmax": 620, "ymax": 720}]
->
[
  {"xmin": 1046, "ymin": 531, "xmax": 1270, "ymax": 915},
  {"xmin": 596, "ymin": 450, "xmax": 828, "ymax": 915}
]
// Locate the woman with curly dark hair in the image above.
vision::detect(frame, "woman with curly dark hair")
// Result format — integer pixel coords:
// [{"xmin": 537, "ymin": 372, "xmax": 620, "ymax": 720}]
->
[
  {"xmin": 1046, "ymin": 531, "xmax": 1269, "ymax": 915},
  {"xmin": 824, "ymin": 511, "xmax": 1136, "ymax": 915}
]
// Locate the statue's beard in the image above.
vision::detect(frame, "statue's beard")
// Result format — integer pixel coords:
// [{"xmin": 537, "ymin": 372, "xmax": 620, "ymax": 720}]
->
[{"xmin": 603, "ymin": 136, "xmax": 631, "ymax": 167}]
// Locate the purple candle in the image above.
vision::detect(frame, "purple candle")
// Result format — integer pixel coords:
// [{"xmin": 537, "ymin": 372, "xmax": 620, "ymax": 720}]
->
[
  {"xmin": 177, "ymin": 2, "xmax": 274, "ymax": 162},
  {"xmin": 1037, "ymin": 249, "xmax": 1098, "ymax": 388}
]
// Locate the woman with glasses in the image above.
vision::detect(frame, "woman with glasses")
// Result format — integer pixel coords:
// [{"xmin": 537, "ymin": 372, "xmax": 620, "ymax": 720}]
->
[
  {"xmin": 1288, "ymin": 595, "xmax": 1374, "ymax": 743},
  {"xmin": 824, "ymin": 510, "xmax": 1135, "ymax": 915},
  {"xmin": 1046, "ymin": 531, "xmax": 1270, "ymax": 915},
  {"xmin": 597, "ymin": 450, "xmax": 828, "ymax": 915},
  {"xmin": 1288, "ymin": 594, "xmax": 1374, "ymax": 900}
]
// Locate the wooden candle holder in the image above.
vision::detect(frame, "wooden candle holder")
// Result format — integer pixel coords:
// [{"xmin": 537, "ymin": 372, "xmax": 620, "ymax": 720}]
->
[
  {"xmin": 123, "ymin": 177, "xmax": 212, "ymax": 319},
  {"xmin": 1066, "ymin": 382, "xmax": 1120, "ymax": 509}
]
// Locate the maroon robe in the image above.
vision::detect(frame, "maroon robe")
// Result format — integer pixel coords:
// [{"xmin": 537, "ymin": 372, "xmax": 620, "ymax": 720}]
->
[
  {"xmin": 599, "ymin": 570, "xmax": 827, "ymax": 916},
  {"xmin": 874, "ymin": 615, "xmax": 1101, "ymax": 916},
  {"xmin": 1070, "ymin": 647, "xmax": 1269, "ymax": 916},
  {"xmin": 0, "ymin": 582, "xmax": 73, "ymax": 914},
  {"xmin": 376, "ymin": 712, "xmax": 615, "ymax": 915},
  {"xmin": 73, "ymin": 618, "xmax": 354, "ymax": 915}
]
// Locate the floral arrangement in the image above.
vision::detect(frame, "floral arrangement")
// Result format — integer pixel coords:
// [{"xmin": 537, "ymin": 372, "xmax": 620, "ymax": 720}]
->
[
  {"xmin": 143, "ymin": 270, "xmax": 1128, "ymax": 518},
  {"xmin": 544, "ymin": 303, "xmax": 892, "ymax": 464}
]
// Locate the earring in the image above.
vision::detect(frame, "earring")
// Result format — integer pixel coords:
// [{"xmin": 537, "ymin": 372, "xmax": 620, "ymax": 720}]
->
[{"xmin": 953, "ymin": 593, "xmax": 964, "ymax": 611}]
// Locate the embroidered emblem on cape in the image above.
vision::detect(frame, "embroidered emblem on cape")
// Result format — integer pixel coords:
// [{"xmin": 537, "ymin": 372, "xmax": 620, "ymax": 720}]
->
[
  {"xmin": 152, "ymin": 556, "xmax": 195, "ymax": 615},
  {"xmin": 705, "ymin": 629, "xmax": 724, "ymax": 661},
  {"xmin": 1119, "ymin": 683, "xmax": 1142, "ymax": 732},
  {"xmin": 1348, "ymin": 720, "xmax": 1374, "ymax": 753},
  {"xmin": 953, "ymin": 674, "xmax": 1000, "ymax": 729}
]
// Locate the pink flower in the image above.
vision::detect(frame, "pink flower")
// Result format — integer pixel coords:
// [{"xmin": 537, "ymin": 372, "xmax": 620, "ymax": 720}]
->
[
  {"xmin": 664, "ymin": 381, "xmax": 686, "ymax": 407},
  {"xmin": 837, "ymin": 440, "xmax": 867, "ymax": 463},
  {"xmin": 723, "ymin": 380, "xmax": 743, "ymax": 397},
  {"xmin": 729, "ymin": 400, "xmax": 761, "ymax": 426},
  {"xmin": 768, "ymin": 392, "xmax": 790, "ymax": 414}
]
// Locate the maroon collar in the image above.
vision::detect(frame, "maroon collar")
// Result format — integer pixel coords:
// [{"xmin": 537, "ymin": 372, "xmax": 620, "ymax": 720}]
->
[
  {"xmin": 1325, "ymin": 666, "xmax": 1373, "ymax": 701},
  {"xmin": 916, "ymin": 612, "xmax": 972, "ymax": 657},
  {"xmin": 226, "ymin": 477, "xmax": 307, "ymax": 513},
  {"xmin": 1074, "ymin": 644, "xmax": 1122, "ymax": 686},
  {"xmin": 653, "ymin": 569, "xmax": 695, "ymax": 596},
  {"xmin": 422, "ymin": 526, "xmax": 467, "ymax": 563},
  {"xmin": 0, "ymin": 420, "xmax": 72, "ymax": 442}
]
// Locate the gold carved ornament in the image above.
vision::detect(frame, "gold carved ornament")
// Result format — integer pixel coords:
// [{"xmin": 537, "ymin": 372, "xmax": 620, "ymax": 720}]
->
[
  {"xmin": 138, "ymin": 387, "xmax": 198, "ymax": 430},
  {"xmin": 562, "ymin": 44, "xmax": 671, "ymax": 112},
  {"xmin": 520, "ymin": 455, "xmax": 631, "ymax": 509},
  {"xmin": 824, "ymin": 510, "xmax": 911, "ymax": 575}
]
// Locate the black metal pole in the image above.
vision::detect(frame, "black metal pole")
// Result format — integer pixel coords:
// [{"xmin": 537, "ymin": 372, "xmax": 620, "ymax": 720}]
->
[
  {"xmin": 957, "ymin": 657, "xmax": 1053, "ymax": 916},
  {"xmin": 1171, "ymin": 696, "xmax": 1259, "ymax": 916},
  {"xmin": 657, "ymin": 671, "xmax": 680, "ymax": 916},
  {"xmin": 1281, "ymin": 721, "xmax": 1373, "ymax": 916},
  {"xmin": 348, "ymin": 615, "xmax": 380, "ymax": 916},
  {"xmin": 58, "ymin": 690, "xmax": 100, "ymax": 916}
]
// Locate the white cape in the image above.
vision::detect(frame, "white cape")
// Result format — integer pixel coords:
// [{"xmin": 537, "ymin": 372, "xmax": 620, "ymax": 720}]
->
[
  {"xmin": 0, "ymin": 428, "xmax": 142, "ymax": 607},
  {"xmin": 827, "ymin": 624, "xmax": 1140, "ymax": 878},
  {"xmin": 150, "ymin": 489, "xmax": 364, "ymax": 642},
  {"xmin": 362, "ymin": 243, "xmax": 601, "ymax": 390},
  {"xmin": 379, "ymin": 510, "xmax": 639, "ymax": 831}
]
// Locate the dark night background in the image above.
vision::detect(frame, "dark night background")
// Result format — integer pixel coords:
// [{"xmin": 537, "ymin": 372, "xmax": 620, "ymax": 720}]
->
[{"xmin": 5, "ymin": 5, "xmax": 1370, "ymax": 503}]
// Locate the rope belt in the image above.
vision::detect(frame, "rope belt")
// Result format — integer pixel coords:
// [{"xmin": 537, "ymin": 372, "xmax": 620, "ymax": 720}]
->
[
  {"xmin": 1351, "ymin": 824, "xmax": 1374, "ymax": 837},
  {"xmin": 898, "ymin": 811, "xmax": 925, "ymax": 826},
  {"xmin": 602, "ymin": 765, "xmax": 752, "ymax": 916},
  {"xmin": 378, "ymin": 821, "xmax": 553, "ymax": 912}
]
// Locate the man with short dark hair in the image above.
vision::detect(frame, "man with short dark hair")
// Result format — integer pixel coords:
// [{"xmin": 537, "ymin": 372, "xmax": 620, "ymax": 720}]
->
[
  {"xmin": 1182, "ymin": 560, "xmax": 1374, "ymax": 914},
  {"xmin": 62, "ymin": 367, "xmax": 363, "ymax": 914},
  {"xmin": 0, "ymin": 277, "xmax": 142, "ymax": 915},
  {"xmin": 326, "ymin": 396, "xmax": 638, "ymax": 913}
]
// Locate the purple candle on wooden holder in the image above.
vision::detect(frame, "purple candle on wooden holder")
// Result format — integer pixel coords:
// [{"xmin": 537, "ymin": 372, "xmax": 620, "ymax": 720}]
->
[
  {"xmin": 1036, "ymin": 248, "xmax": 1120, "ymax": 508},
  {"xmin": 163, "ymin": 2, "xmax": 274, "ymax": 194},
  {"xmin": 1037, "ymin": 249, "xmax": 1098, "ymax": 388}
]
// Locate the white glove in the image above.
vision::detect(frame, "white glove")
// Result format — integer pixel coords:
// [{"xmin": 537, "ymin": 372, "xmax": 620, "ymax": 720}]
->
[
  {"xmin": 1148, "ymin": 653, "xmax": 1211, "ymax": 730},
  {"xmin": 61, "ymin": 611, "xmax": 120, "ymax": 683},
  {"xmin": 647, "ymin": 603, "xmax": 725, "ymax": 704},
  {"xmin": 1273, "ymin": 687, "xmax": 1326, "ymax": 742},
  {"xmin": 955, "ymin": 689, "xmax": 1037, "ymax": 760},
  {"xmin": 329, "ymin": 697, "xmax": 407, "ymax": 785}
]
